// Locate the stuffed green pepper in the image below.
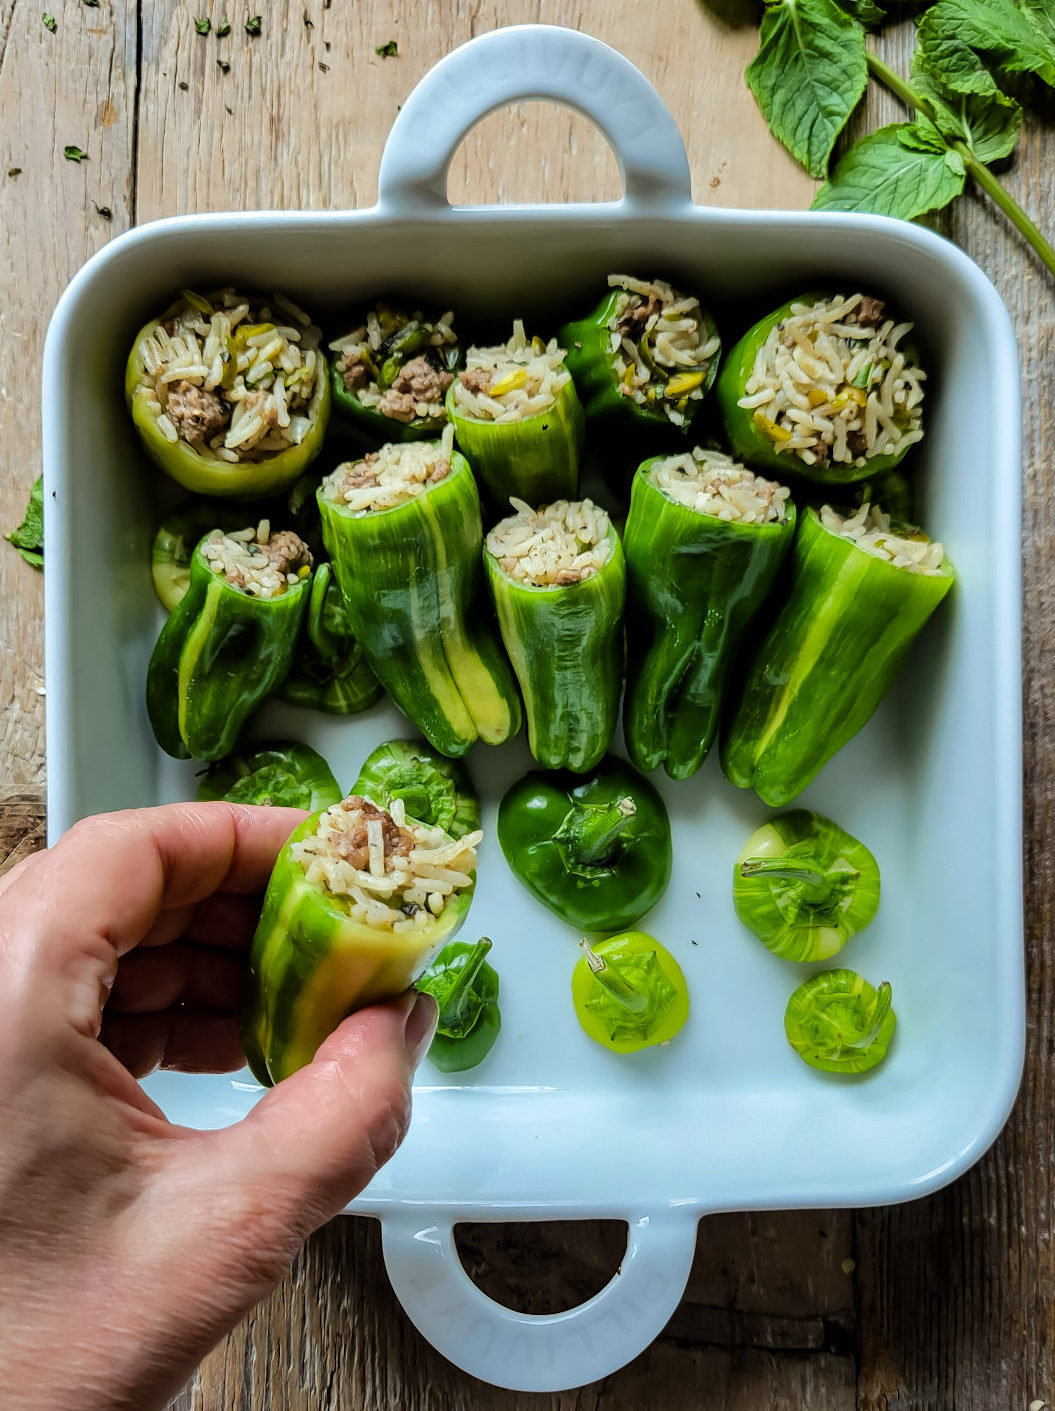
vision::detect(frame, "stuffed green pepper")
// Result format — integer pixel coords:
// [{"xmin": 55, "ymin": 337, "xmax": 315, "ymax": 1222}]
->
[
  {"xmin": 722, "ymin": 503, "xmax": 955, "ymax": 805},
  {"xmin": 243, "ymin": 793, "xmax": 482, "ymax": 1084},
  {"xmin": 127, "ymin": 288, "xmax": 330, "ymax": 498},
  {"xmin": 484, "ymin": 498, "xmax": 625, "ymax": 772},
  {"xmin": 352, "ymin": 738, "xmax": 479, "ymax": 839},
  {"xmin": 559, "ymin": 274, "xmax": 721, "ymax": 433},
  {"xmin": 278, "ymin": 562, "xmax": 383, "ymax": 715},
  {"xmin": 623, "ymin": 448, "xmax": 795, "ymax": 780},
  {"xmin": 445, "ymin": 322, "xmax": 585, "ymax": 504},
  {"xmin": 328, "ymin": 303, "xmax": 460, "ymax": 442},
  {"xmin": 151, "ymin": 499, "xmax": 248, "ymax": 610},
  {"xmin": 146, "ymin": 521, "xmax": 313, "ymax": 761},
  {"xmin": 716, "ymin": 292, "xmax": 925, "ymax": 483},
  {"xmin": 317, "ymin": 428, "xmax": 521, "ymax": 757}
]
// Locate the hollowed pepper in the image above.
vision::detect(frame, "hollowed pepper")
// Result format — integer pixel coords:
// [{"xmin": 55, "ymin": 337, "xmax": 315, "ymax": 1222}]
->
[
  {"xmin": 198, "ymin": 740, "xmax": 342, "ymax": 811},
  {"xmin": 623, "ymin": 450, "xmax": 796, "ymax": 781},
  {"xmin": 352, "ymin": 738, "xmax": 480, "ymax": 839},
  {"xmin": 278, "ymin": 562, "xmax": 384, "ymax": 715},
  {"xmin": 721, "ymin": 505, "xmax": 955, "ymax": 806},
  {"xmin": 416, "ymin": 938, "xmax": 501, "ymax": 1072},
  {"xmin": 498, "ymin": 756, "xmax": 672, "ymax": 933}
]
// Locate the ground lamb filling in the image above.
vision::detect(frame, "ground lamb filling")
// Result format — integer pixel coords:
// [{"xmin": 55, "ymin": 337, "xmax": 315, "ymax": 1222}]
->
[
  {"xmin": 649, "ymin": 447, "xmax": 790, "ymax": 525},
  {"xmin": 321, "ymin": 426, "xmax": 455, "ymax": 516},
  {"xmin": 820, "ymin": 504, "xmax": 946, "ymax": 574},
  {"xmin": 486, "ymin": 499, "xmax": 613, "ymax": 585},
  {"xmin": 200, "ymin": 522, "xmax": 313, "ymax": 597},
  {"xmin": 135, "ymin": 289, "xmax": 322, "ymax": 463},
  {"xmin": 738, "ymin": 293, "xmax": 925, "ymax": 469},
  {"xmin": 329, "ymin": 307, "xmax": 457, "ymax": 425},
  {"xmin": 451, "ymin": 321, "xmax": 570, "ymax": 424},
  {"xmin": 291, "ymin": 795, "xmax": 482, "ymax": 933},
  {"xmin": 605, "ymin": 274, "xmax": 720, "ymax": 427}
]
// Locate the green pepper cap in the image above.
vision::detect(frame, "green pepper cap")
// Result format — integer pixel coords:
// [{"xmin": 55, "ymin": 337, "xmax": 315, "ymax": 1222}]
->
[
  {"xmin": 198, "ymin": 741, "xmax": 342, "ymax": 811},
  {"xmin": 784, "ymin": 969, "xmax": 896, "ymax": 1074},
  {"xmin": 416, "ymin": 937, "xmax": 501, "ymax": 1072},
  {"xmin": 571, "ymin": 932, "xmax": 689, "ymax": 1054},
  {"xmin": 352, "ymin": 738, "xmax": 480, "ymax": 838}
]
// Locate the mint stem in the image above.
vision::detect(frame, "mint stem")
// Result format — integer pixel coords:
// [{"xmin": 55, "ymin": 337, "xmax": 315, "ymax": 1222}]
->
[{"xmin": 866, "ymin": 52, "xmax": 1055, "ymax": 280}]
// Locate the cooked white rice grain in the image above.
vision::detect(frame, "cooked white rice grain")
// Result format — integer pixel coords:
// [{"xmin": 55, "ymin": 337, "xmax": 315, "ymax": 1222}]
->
[
  {"xmin": 451, "ymin": 322, "xmax": 570, "ymax": 424},
  {"xmin": 200, "ymin": 523, "xmax": 313, "ymax": 598},
  {"xmin": 321, "ymin": 426, "xmax": 456, "ymax": 515},
  {"xmin": 649, "ymin": 447, "xmax": 790, "ymax": 525},
  {"xmin": 820, "ymin": 503, "xmax": 946, "ymax": 574},
  {"xmin": 486, "ymin": 498, "xmax": 613, "ymax": 585}
]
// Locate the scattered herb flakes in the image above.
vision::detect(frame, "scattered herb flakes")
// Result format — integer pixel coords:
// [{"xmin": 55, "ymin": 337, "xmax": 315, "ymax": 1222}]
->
[
  {"xmin": 82, "ymin": 0, "xmax": 100, "ymax": 7},
  {"xmin": 63, "ymin": 145, "xmax": 88, "ymax": 162},
  {"xmin": 216, "ymin": 18, "xmax": 231, "ymax": 36},
  {"xmin": 93, "ymin": 201, "xmax": 113, "ymax": 219},
  {"xmin": 245, "ymin": 14, "xmax": 262, "ymax": 34},
  {"xmin": 43, "ymin": 12, "xmax": 57, "ymax": 31},
  {"xmin": 8, "ymin": 167, "xmax": 22, "ymax": 177},
  {"xmin": 194, "ymin": 16, "xmax": 211, "ymax": 33},
  {"xmin": 7, "ymin": 478, "xmax": 44, "ymax": 571},
  {"xmin": 375, "ymin": 39, "xmax": 398, "ymax": 57},
  {"xmin": 218, "ymin": 58, "xmax": 230, "ymax": 72},
  {"xmin": 318, "ymin": 60, "xmax": 329, "ymax": 71}
]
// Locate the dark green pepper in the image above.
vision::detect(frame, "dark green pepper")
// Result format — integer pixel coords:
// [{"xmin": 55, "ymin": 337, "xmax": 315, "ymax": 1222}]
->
[
  {"xmin": 318, "ymin": 440, "xmax": 521, "ymax": 757},
  {"xmin": 559, "ymin": 275, "xmax": 721, "ymax": 435},
  {"xmin": 571, "ymin": 933, "xmax": 689, "ymax": 1054},
  {"xmin": 784, "ymin": 969, "xmax": 896, "ymax": 1074},
  {"xmin": 352, "ymin": 738, "xmax": 479, "ymax": 839},
  {"xmin": 279, "ymin": 563, "xmax": 384, "ymax": 715},
  {"xmin": 329, "ymin": 304, "xmax": 461, "ymax": 443},
  {"xmin": 721, "ymin": 505, "xmax": 955, "ymax": 806},
  {"xmin": 416, "ymin": 938, "xmax": 501, "ymax": 1072},
  {"xmin": 716, "ymin": 291, "xmax": 924, "ymax": 485},
  {"xmin": 197, "ymin": 741, "xmax": 342, "ymax": 811},
  {"xmin": 146, "ymin": 530, "xmax": 312, "ymax": 762},
  {"xmin": 484, "ymin": 500, "xmax": 625, "ymax": 772},
  {"xmin": 622, "ymin": 450, "xmax": 796, "ymax": 781},
  {"xmin": 733, "ymin": 810, "xmax": 881, "ymax": 962},
  {"xmin": 498, "ymin": 756, "xmax": 672, "ymax": 933}
]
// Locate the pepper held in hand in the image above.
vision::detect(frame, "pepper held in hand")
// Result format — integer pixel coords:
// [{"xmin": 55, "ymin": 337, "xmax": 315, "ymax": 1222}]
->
[{"xmin": 498, "ymin": 757, "xmax": 672, "ymax": 933}]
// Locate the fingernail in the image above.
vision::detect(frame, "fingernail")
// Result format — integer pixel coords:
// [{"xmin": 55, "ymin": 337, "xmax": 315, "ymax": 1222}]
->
[{"xmin": 405, "ymin": 991, "xmax": 439, "ymax": 1067}]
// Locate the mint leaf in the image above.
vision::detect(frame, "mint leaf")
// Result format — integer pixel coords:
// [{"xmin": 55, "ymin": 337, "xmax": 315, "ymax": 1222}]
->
[
  {"xmin": 7, "ymin": 477, "xmax": 44, "ymax": 569},
  {"xmin": 836, "ymin": 0, "xmax": 885, "ymax": 26},
  {"xmin": 746, "ymin": 0, "xmax": 868, "ymax": 178},
  {"xmin": 812, "ymin": 122, "xmax": 966, "ymax": 218},
  {"xmin": 917, "ymin": 0, "xmax": 1055, "ymax": 87},
  {"xmin": 915, "ymin": 16, "xmax": 1005, "ymax": 95},
  {"xmin": 911, "ymin": 47, "xmax": 1022, "ymax": 161}
]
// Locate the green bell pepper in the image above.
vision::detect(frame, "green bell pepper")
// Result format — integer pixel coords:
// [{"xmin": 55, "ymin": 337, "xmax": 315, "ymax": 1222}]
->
[
  {"xmin": 198, "ymin": 740, "xmax": 342, "ymax": 811},
  {"xmin": 146, "ymin": 531, "xmax": 312, "ymax": 762},
  {"xmin": 558, "ymin": 275, "xmax": 721, "ymax": 434},
  {"xmin": 242, "ymin": 798, "xmax": 479, "ymax": 1084},
  {"xmin": 416, "ymin": 938, "xmax": 501, "ymax": 1072},
  {"xmin": 151, "ymin": 499, "xmax": 248, "ymax": 610},
  {"xmin": 715, "ymin": 291, "xmax": 924, "ymax": 484},
  {"xmin": 329, "ymin": 303, "xmax": 462, "ymax": 442},
  {"xmin": 352, "ymin": 738, "xmax": 479, "ymax": 839},
  {"xmin": 126, "ymin": 289, "xmax": 330, "ymax": 499},
  {"xmin": 733, "ymin": 810, "xmax": 881, "ymax": 962},
  {"xmin": 784, "ymin": 969, "xmax": 896, "ymax": 1074},
  {"xmin": 622, "ymin": 450, "xmax": 796, "ymax": 781},
  {"xmin": 483, "ymin": 501, "xmax": 625, "ymax": 773},
  {"xmin": 318, "ymin": 441, "xmax": 521, "ymax": 757},
  {"xmin": 445, "ymin": 332, "xmax": 585, "ymax": 504},
  {"xmin": 721, "ymin": 506, "xmax": 955, "ymax": 806},
  {"xmin": 571, "ymin": 933, "xmax": 689, "ymax": 1054},
  {"xmin": 278, "ymin": 563, "xmax": 383, "ymax": 715},
  {"xmin": 498, "ymin": 756, "xmax": 672, "ymax": 932}
]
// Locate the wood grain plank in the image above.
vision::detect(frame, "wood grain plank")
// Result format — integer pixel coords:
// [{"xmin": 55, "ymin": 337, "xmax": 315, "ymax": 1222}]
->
[{"xmin": 0, "ymin": 0, "xmax": 137, "ymax": 791}]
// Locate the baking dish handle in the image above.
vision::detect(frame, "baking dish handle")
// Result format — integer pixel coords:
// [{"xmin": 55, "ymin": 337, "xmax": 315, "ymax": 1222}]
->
[
  {"xmin": 375, "ymin": 24, "xmax": 692, "ymax": 216},
  {"xmin": 379, "ymin": 1208, "xmax": 698, "ymax": 1391}
]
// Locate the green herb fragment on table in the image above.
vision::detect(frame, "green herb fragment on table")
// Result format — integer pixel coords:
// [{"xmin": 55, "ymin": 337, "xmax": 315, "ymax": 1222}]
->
[
  {"xmin": 484, "ymin": 499, "xmax": 625, "ymax": 773},
  {"xmin": 43, "ymin": 13, "xmax": 57, "ymax": 31},
  {"xmin": 198, "ymin": 741, "xmax": 342, "ymax": 811},
  {"xmin": 245, "ymin": 14, "xmax": 261, "ymax": 35},
  {"xmin": 417, "ymin": 938, "xmax": 500, "ymax": 1072},
  {"xmin": 63, "ymin": 145, "xmax": 88, "ymax": 162},
  {"xmin": 242, "ymin": 794, "xmax": 482, "ymax": 1085},
  {"xmin": 734, "ymin": 810, "xmax": 880, "ymax": 962},
  {"xmin": 498, "ymin": 756, "xmax": 672, "ymax": 933},
  {"xmin": 572, "ymin": 934, "xmax": 689, "ymax": 1054},
  {"xmin": 352, "ymin": 739, "xmax": 479, "ymax": 839},
  {"xmin": 194, "ymin": 16, "xmax": 211, "ymax": 33},
  {"xmin": 376, "ymin": 40, "xmax": 398, "ymax": 57},
  {"xmin": 279, "ymin": 561, "xmax": 383, "ymax": 716},
  {"xmin": 216, "ymin": 18, "xmax": 231, "ymax": 36},
  {"xmin": 7, "ymin": 476, "xmax": 44, "ymax": 569},
  {"xmin": 784, "ymin": 969, "xmax": 896, "ymax": 1074}
]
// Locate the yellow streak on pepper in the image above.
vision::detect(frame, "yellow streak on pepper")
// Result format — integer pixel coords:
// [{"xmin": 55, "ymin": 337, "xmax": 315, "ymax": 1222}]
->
[{"xmin": 180, "ymin": 289, "xmax": 214, "ymax": 316}]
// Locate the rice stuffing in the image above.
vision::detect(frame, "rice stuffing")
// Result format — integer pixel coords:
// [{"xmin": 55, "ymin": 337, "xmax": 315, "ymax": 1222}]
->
[
  {"xmin": 820, "ymin": 503, "xmax": 946, "ymax": 574},
  {"xmin": 738, "ymin": 293, "xmax": 925, "ymax": 469},
  {"xmin": 452, "ymin": 321, "xmax": 570, "ymax": 424},
  {"xmin": 649, "ymin": 447, "xmax": 790, "ymax": 524},
  {"xmin": 486, "ymin": 499, "xmax": 613, "ymax": 585},
  {"xmin": 329, "ymin": 305, "xmax": 458, "ymax": 424},
  {"xmin": 605, "ymin": 274, "xmax": 720, "ymax": 427},
  {"xmin": 134, "ymin": 288, "xmax": 322, "ymax": 463},
  {"xmin": 291, "ymin": 794, "xmax": 481, "ymax": 933},
  {"xmin": 320, "ymin": 426, "xmax": 456, "ymax": 515},
  {"xmin": 199, "ymin": 522, "xmax": 313, "ymax": 597}
]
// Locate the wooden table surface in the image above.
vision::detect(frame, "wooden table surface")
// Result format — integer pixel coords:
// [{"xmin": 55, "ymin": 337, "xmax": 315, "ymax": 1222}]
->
[{"xmin": 3, "ymin": 1, "xmax": 1053, "ymax": 1406}]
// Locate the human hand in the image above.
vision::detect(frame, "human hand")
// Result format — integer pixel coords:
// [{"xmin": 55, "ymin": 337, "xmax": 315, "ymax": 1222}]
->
[{"xmin": 0, "ymin": 803, "xmax": 437, "ymax": 1411}]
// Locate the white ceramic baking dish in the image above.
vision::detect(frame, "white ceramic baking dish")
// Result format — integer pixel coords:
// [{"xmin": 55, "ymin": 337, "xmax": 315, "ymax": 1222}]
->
[{"xmin": 42, "ymin": 24, "xmax": 1023, "ymax": 1393}]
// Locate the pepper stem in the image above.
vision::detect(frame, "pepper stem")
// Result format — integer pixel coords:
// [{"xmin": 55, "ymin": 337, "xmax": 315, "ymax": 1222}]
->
[
  {"xmin": 739, "ymin": 855, "xmax": 859, "ymax": 903},
  {"xmin": 579, "ymin": 938, "xmax": 648, "ymax": 1013},
  {"xmin": 557, "ymin": 796, "xmax": 637, "ymax": 867},
  {"xmin": 437, "ymin": 937, "xmax": 492, "ymax": 1028},
  {"xmin": 811, "ymin": 980, "xmax": 892, "ymax": 1055}
]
